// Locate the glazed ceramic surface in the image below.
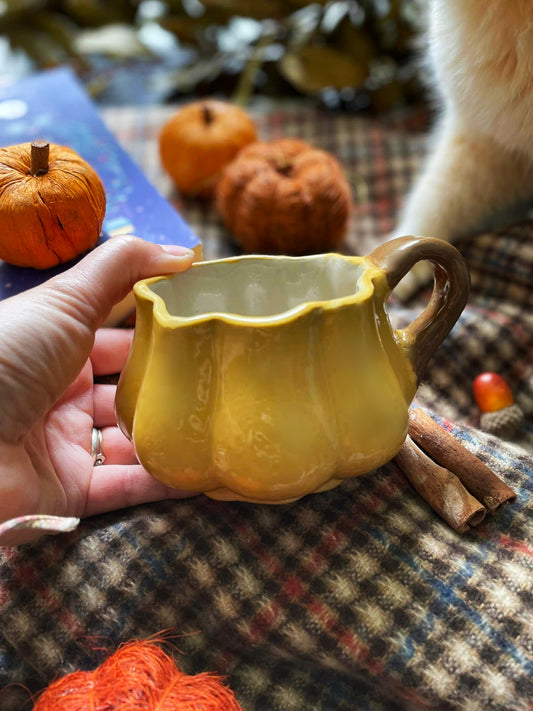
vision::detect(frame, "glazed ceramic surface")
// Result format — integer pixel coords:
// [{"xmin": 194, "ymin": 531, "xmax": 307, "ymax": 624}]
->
[{"xmin": 116, "ymin": 236, "xmax": 469, "ymax": 503}]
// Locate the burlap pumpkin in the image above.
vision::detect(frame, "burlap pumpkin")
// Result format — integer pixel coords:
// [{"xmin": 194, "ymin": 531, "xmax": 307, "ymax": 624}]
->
[
  {"xmin": 0, "ymin": 141, "xmax": 106, "ymax": 269},
  {"xmin": 216, "ymin": 138, "xmax": 353, "ymax": 254},
  {"xmin": 159, "ymin": 100, "xmax": 257, "ymax": 199}
]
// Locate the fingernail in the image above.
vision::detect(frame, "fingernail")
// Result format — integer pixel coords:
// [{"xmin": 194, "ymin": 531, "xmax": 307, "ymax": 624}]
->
[{"xmin": 161, "ymin": 245, "xmax": 195, "ymax": 258}]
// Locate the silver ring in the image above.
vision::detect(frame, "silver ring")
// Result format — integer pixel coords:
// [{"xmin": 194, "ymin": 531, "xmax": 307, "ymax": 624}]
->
[{"xmin": 91, "ymin": 427, "xmax": 106, "ymax": 466}]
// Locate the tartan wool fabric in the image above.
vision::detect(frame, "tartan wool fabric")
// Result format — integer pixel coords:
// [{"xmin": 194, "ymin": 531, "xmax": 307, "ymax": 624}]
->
[{"xmin": 0, "ymin": 105, "xmax": 532, "ymax": 711}]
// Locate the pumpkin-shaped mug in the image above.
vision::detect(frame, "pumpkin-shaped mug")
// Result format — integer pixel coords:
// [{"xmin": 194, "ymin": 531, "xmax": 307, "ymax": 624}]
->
[{"xmin": 115, "ymin": 236, "xmax": 469, "ymax": 504}]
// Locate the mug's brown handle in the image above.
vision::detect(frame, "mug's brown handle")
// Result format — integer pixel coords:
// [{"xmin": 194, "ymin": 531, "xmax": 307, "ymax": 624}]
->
[{"xmin": 368, "ymin": 236, "xmax": 470, "ymax": 382}]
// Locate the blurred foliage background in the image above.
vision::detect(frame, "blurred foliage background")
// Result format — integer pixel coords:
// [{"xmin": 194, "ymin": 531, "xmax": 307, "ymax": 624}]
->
[{"xmin": 0, "ymin": 0, "xmax": 428, "ymax": 109}]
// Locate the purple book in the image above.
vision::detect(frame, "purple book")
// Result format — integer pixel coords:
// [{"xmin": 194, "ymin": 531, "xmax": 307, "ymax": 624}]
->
[{"xmin": 0, "ymin": 67, "xmax": 201, "ymax": 322}]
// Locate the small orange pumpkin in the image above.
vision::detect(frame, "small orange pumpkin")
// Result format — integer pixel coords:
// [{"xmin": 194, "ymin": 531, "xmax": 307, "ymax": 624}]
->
[
  {"xmin": 216, "ymin": 138, "xmax": 353, "ymax": 255},
  {"xmin": 159, "ymin": 100, "xmax": 257, "ymax": 199},
  {"xmin": 0, "ymin": 141, "xmax": 106, "ymax": 269}
]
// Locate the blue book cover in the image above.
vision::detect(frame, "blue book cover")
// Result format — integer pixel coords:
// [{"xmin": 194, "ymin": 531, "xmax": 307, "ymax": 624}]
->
[{"xmin": 0, "ymin": 67, "xmax": 201, "ymax": 320}]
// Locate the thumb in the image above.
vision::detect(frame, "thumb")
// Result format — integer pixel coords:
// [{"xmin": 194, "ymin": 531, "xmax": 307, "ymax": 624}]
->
[
  {"xmin": 0, "ymin": 237, "xmax": 194, "ymax": 439},
  {"xmin": 47, "ymin": 235, "xmax": 195, "ymax": 330}
]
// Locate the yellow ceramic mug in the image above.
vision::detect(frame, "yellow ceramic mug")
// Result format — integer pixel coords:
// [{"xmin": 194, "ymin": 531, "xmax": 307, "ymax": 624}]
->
[{"xmin": 115, "ymin": 236, "xmax": 469, "ymax": 503}]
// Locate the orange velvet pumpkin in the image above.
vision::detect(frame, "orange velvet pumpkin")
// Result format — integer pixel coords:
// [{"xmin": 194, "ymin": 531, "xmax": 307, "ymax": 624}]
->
[
  {"xmin": 159, "ymin": 100, "xmax": 257, "ymax": 198},
  {"xmin": 0, "ymin": 141, "xmax": 106, "ymax": 269},
  {"xmin": 216, "ymin": 138, "xmax": 353, "ymax": 255}
]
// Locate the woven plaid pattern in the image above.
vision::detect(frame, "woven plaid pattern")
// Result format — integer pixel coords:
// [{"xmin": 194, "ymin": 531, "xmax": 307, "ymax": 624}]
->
[{"xmin": 0, "ymin": 105, "xmax": 531, "ymax": 711}]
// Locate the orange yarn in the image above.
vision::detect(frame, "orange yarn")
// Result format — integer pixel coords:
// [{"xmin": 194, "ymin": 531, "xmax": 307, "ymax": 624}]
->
[{"xmin": 33, "ymin": 640, "xmax": 244, "ymax": 710}]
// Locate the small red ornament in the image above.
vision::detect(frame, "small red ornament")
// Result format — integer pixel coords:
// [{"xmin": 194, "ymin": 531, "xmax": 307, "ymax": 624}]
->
[{"xmin": 473, "ymin": 372, "xmax": 523, "ymax": 437}]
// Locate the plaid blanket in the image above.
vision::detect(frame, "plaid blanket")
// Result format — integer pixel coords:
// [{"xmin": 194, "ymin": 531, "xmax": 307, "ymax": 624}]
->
[{"xmin": 0, "ymin": 105, "xmax": 531, "ymax": 711}]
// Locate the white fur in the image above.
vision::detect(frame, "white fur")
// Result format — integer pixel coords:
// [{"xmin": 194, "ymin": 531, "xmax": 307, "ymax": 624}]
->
[{"xmin": 393, "ymin": 0, "xmax": 533, "ymax": 299}]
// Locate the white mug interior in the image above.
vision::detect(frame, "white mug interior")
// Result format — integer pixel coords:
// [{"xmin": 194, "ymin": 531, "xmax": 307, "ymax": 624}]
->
[{"xmin": 148, "ymin": 254, "xmax": 368, "ymax": 320}]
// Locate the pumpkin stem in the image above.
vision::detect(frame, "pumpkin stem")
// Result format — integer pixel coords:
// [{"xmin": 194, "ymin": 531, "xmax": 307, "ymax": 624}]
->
[
  {"xmin": 201, "ymin": 104, "xmax": 214, "ymax": 126},
  {"xmin": 31, "ymin": 141, "xmax": 50, "ymax": 177}
]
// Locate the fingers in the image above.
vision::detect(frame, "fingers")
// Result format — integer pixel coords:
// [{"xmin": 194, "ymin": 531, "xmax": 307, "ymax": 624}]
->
[
  {"xmin": 48, "ymin": 235, "xmax": 195, "ymax": 332},
  {"xmin": 92, "ymin": 385, "xmax": 137, "ymax": 466},
  {"xmin": 0, "ymin": 237, "xmax": 194, "ymax": 438},
  {"xmin": 93, "ymin": 384, "xmax": 119, "ymax": 427},
  {"xmin": 97, "ymin": 426, "xmax": 138, "ymax": 465},
  {"xmin": 91, "ymin": 329, "xmax": 134, "ymax": 376},
  {"xmin": 92, "ymin": 380, "xmax": 136, "ymax": 463},
  {"xmin": 84, "ymin": 463, "xmax": 197, "ymax": 518},
  {"xmin": 90, "ymin": 424, "xmax": 197, "ymax": 517}
]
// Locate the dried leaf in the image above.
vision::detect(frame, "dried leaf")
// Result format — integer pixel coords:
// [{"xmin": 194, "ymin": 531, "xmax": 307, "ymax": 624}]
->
[
  {"xmin": 150, "ymin": 52, "xmax": 229, "ymax": 96},
  {"xmin": 74, "ymin": 24, "xmax": 152, "ymax": 59},
  {"xmin": 30, "ymin": 11, "xmax": 80, "ymax": 53},
  {"xmin": 159, "ymin": 16, "xmax": 207, "ymax": 45},
  {"xmin": 62, "ymin": 0, "xmax": 136, "ymax": 28},
  {"xmin": 289, "ymin": 0, "xmax": 329, "ymax": 6},
  {"xmin": 0, "ymin": 0, "xmax": 47, "ymax": 20},
  {"xmin": 7, "ymin": 26, "xmax": 70, "ymax": 66},
  {"xmin": 333, "ymin": 16, "xmax": 377, "ymax": 71},
  {"xmin": 280, "ymin": 45, "xmax": 368, "ymax": 93},
  {"xmin": 199, "ymin": 0, "xmax": 288, "ymax": 20}
]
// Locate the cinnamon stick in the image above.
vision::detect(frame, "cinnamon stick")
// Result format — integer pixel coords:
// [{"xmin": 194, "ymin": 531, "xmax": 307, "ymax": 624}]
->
[
  {"xmin": 408, "ymin": 408, "xmax": 516, "ymax": 513},
  {"xmin": 395, "ymin": 436, "xmax": 487, "ymax": 533}
]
